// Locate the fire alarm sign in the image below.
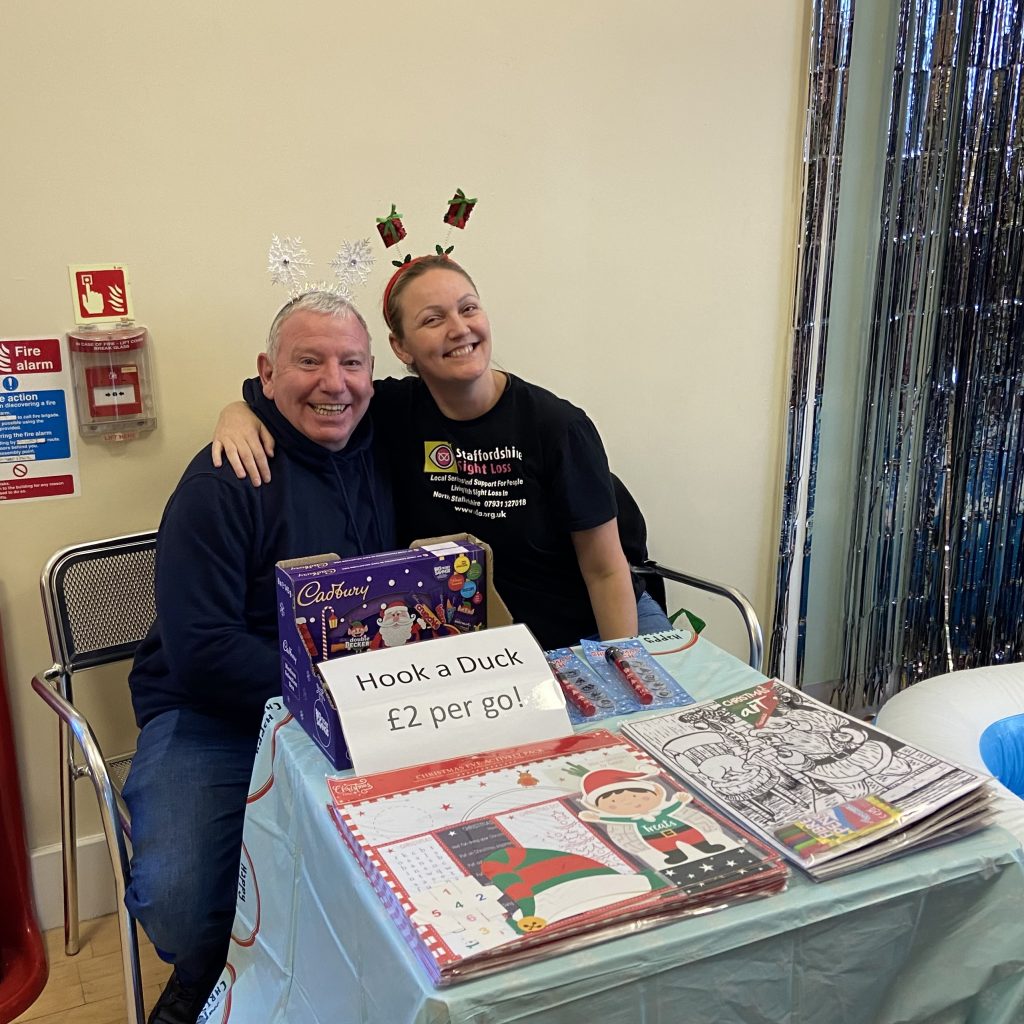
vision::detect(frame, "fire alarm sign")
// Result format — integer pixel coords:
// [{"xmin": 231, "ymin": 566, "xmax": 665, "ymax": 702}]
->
[{"xmin": 67, "ymin": 264, "xmax": 135, "ymax": 324}]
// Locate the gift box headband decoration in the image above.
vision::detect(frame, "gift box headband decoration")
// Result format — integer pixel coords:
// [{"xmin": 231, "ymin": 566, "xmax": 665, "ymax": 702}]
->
[
  {"xmin": 378, "ymin": 187, "xmax": 478, "ymax": 331},
  {"xmin": 266, "ymin": 234, "xmax": 376, "ymax": 302}
]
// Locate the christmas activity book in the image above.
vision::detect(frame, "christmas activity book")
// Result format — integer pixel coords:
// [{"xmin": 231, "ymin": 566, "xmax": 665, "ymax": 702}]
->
[
  {"xmin": 327, "ymin": 730, "xmax": 788, "ymax": 984},
  {"xmin": 622, "ymin": 679, "xmax": 995, "ymax": 881}
]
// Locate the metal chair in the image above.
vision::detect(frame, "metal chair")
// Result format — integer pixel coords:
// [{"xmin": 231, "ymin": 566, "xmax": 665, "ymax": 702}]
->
[
  {"xmin": 32, "ymin": 530, "xmax": 158, "ymax": 1024},
  {"xmin": 631, "ymin": 560, "xmax": 764, "ymax": 672}
]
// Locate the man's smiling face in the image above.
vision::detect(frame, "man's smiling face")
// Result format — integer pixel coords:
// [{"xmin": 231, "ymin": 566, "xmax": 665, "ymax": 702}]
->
[{"xmin": 258, "ymin": 309, "xmax": 373, "ymax": 451}]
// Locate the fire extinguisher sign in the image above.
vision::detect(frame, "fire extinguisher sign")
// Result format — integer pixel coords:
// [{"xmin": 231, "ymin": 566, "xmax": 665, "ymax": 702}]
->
[
  {"xmin": 0, "ymin": 337, "xmax": 80, "ymax": 503},
  {"xmin": 67, "ymin": 263, "xmax": 135, "ymax": 325}
]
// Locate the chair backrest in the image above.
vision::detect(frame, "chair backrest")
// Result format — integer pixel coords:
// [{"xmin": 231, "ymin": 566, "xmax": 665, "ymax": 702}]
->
[
  {"xmin": 612, "ymin": 473, "xmax": 668, "ymax": 612},
  {"xmin": 33, "ymin": 534, "xmax": 155, "ymax": 1024},
  {"xmin": 41, "ymin": 532, "xmax": 159, "ymax": 674}
]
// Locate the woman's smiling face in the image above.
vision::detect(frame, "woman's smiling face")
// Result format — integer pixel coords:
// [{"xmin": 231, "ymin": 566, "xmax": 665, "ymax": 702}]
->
[{"xmin": 389, "ymin": 267, "xmax": 492, "ymax": 388}]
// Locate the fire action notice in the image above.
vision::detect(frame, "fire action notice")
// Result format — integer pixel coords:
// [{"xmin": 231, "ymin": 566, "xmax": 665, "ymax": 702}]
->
[{"xmin": 0, "ymin": 337, "xmax": 80, "ymax": 503}]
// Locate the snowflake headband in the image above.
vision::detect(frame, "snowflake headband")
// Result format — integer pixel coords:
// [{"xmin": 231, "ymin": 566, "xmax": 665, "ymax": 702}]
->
[
  {"xmin": 266, "ymin": 235, "xmax": 375, "ymax": 301},
  {"xmin": 378, "ymin": 188, "xmax": 478, "ymax": 331}
]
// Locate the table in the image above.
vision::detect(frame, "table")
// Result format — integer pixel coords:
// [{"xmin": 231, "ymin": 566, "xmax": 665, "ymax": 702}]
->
[{"xmin": 201, "ymin": 631, "xmax": 1024, "ymax": 1024}]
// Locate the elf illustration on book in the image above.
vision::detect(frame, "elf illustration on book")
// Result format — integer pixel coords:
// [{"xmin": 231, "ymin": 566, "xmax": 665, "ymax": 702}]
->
[
  {"xmin": 577, "ymin": 768, "xmax": 731, "ymax": 869},
  {"xmin": 480, "ymin": 845, "xmax": 665, "ymax": 934}
]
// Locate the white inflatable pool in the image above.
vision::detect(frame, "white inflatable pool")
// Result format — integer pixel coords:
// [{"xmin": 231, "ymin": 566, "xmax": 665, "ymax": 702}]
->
[{"xmin": 875, "ymin": 662, "xmax": 1024, "ymax": 842}]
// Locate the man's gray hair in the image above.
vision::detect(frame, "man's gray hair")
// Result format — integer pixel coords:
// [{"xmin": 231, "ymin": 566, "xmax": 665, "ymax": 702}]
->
[{"xmin": 265, "ymin": 291, "xmax": 371, "ymax": 363}]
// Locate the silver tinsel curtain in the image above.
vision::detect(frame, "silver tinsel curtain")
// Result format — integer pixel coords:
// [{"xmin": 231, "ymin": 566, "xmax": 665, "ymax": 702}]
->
[
  {"xmin": 772, "ymin": 0, "xmax": 1024, "ymax": 708},
  {"xmin": 840, "ymin": 0, "xmax": 1024, "ymax": 708},
  {"xmin": 768, "ymin": 0, "xmax": 855, "ymax": 683}
]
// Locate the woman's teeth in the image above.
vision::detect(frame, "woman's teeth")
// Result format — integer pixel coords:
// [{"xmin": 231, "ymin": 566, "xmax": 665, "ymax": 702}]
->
[{"xmin": 446, "ymin": 343, "xmax": 476, "ymax": 359}]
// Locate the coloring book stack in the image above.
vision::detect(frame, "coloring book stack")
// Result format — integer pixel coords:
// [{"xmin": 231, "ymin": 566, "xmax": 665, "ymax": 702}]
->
[
  {"xmin": 622, "ymin": 679, "xmax": 994, "ymax": 880},
  {"xmin": 328, "ymin": 730, "xmax": 788, "ymax": 984}
]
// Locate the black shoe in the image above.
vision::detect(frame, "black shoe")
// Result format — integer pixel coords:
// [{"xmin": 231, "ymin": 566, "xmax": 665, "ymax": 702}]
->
[
  {"xmin": 663, "ymin": 848, "xmax": 689, "ymax": 865},
  {"xmin": 694, "ymin": 841, "xmax": 726, "ymax": 854},
  {"xmin": 148, "ymin": 970, "xmax": 210, "ymax": 1024}
]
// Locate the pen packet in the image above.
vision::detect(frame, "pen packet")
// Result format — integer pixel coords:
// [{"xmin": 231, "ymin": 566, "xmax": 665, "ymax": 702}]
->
[
  {"xmin": 579, "ymin": 637, "xmax": 695, "ymax": 715},
  {"xmin": 544, "ymin": 648, "xmax": 619, "ymax": 724}
]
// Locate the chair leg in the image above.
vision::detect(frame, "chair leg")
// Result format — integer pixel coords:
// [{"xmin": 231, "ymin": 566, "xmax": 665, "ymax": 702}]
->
[
  {"xmin": 59, "ymin": 717, "xmax": 81, "ymax": 956},
  {"xmin": 117, "ymin": 904, "xmax": 145, "ymax": 1024}
]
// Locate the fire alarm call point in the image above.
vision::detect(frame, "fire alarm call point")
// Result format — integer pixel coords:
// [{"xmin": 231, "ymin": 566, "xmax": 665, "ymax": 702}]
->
[{"xmin": 66, "ymin": 263, "xmax": 157, "ymax": 442}]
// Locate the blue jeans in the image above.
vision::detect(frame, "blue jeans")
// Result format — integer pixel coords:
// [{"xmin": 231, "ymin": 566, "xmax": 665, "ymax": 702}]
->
[
  {"xmin": 584, "ymin": 592, "xmax": 673, "ymax": 642},
  {"xmin": 123, "ymin": 708, "xmax": 258, "ymax": 990},
  {"xmin": 636, "ymin": 590, "xmax": 673, "ymax": 635}
]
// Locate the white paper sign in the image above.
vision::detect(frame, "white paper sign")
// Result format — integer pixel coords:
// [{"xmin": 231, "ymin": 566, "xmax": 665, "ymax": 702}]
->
[
  {"xmin": 0, "ymin": 336, "xmax": 80, "ymax": 503},
  {"xmin": 319, "ymin": 623, "xmax": 572, "ymax": 775}
]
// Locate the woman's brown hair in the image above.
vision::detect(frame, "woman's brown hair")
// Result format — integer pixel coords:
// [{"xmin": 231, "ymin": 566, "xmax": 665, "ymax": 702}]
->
[{"xmin": 383, "ymin": 255, "xmax": 478, "ymax": 339}]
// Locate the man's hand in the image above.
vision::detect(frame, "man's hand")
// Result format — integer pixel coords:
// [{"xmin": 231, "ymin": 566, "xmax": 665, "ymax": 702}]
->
[{"xmin": 211, "ymin": 401, "xmax": 275, "ymax": 485}]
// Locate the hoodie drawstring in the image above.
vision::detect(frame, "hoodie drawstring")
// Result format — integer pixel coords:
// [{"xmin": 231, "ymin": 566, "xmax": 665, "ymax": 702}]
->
[{"xmin": 330, "ymin": 452, "xmax": 387, "ymax": 556}]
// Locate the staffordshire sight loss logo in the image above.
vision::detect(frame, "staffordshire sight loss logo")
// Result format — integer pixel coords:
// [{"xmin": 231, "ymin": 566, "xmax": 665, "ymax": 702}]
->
[{"xmin": 423, "ymin": 440, "xmax": 457, "ymax": 473}]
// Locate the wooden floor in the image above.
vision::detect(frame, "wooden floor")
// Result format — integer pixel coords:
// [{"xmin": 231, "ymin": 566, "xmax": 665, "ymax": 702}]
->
[{"xmin": 12, "ymin": 914, "xmax": 173, "ymax": 1024}]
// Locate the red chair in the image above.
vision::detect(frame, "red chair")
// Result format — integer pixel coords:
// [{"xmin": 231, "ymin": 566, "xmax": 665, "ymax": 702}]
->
[{"xmin": 0, "ymin": 611, "xmax": 48, "ymax": 1022}]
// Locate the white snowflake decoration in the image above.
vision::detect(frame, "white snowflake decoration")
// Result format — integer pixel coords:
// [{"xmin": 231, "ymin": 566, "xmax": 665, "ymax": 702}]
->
[
  {"xmin": 329, "ymin": 238, "xmax": 375, "ymax": 286},
  {"xmin": 287, "ymin": 278, "xmax": 354, "ymax": 302},
  {"xmin": 267, "ymin": 235, "xmax": 314, "ymax": 289}
]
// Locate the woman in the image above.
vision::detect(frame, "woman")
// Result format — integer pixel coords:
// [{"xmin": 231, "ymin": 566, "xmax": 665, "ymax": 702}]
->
[{"xmin": 214, "ymin": 255, "xmax": 670, "ymax": 649}]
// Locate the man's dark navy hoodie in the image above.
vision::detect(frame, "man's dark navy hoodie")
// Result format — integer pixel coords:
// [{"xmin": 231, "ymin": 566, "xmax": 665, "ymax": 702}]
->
[{"xmin": 129, "ymin": 386, "xmax": 394, "ymax": 734}]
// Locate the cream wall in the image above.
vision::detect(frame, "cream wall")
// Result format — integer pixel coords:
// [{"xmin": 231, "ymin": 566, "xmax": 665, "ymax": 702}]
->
[{"xmin": 0, "ymin": 1, "xmax": 805, "ymax": 873}]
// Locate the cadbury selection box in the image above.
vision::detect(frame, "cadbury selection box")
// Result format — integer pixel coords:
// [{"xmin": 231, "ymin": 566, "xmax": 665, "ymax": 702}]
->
[{"xmin": 276, "ymin": 541, "xmax": 490, "ymax": 768}]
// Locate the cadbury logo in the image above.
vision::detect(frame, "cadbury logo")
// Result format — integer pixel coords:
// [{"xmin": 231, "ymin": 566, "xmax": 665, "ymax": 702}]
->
[{"xmin": 297, "ymin": 579, "xmax": 370, "ymax": 607}]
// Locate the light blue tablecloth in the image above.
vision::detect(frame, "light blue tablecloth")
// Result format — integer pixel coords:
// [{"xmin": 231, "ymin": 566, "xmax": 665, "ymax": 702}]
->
[{"xmin": 203, "ymin": 631, "xmax": 1024, "ymax": 1024}]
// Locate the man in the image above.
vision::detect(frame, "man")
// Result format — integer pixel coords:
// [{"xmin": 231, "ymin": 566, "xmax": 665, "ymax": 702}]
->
[{"xmin": 125, "ymin": 292, "xmax": 393, "ymax": 1024}]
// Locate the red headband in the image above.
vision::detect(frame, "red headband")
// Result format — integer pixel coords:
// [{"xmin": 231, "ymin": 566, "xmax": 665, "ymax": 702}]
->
[
  {"xmin": 381, "ymin": 253, "xmax": 460, "ymax": 333},
  {"xmin": 381, "ymin": 256, "xmax": 422, "ymax": 332}
]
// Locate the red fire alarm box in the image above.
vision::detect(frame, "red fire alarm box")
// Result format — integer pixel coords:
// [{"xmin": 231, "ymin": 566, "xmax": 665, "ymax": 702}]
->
[{"xmin": 67, "ymin": 326, "xmax": 157, "ymax": 442}]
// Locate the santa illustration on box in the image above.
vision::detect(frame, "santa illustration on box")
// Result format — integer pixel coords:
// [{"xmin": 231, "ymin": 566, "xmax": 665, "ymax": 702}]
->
[{"xmin": 370, "ymin": 599, "xmax": 425, "ymax": 649}]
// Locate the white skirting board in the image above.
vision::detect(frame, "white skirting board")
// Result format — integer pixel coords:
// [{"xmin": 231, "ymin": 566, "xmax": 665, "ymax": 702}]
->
[{"xmin": 31, "ymin": 833, "xmax": 117, "ymax": 933}]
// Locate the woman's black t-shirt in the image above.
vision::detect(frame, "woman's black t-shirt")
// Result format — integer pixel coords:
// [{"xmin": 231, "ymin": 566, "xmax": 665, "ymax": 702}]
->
[{"xmin": 371, "ymin": 374, "xmax": 617, "ymax": 649}]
